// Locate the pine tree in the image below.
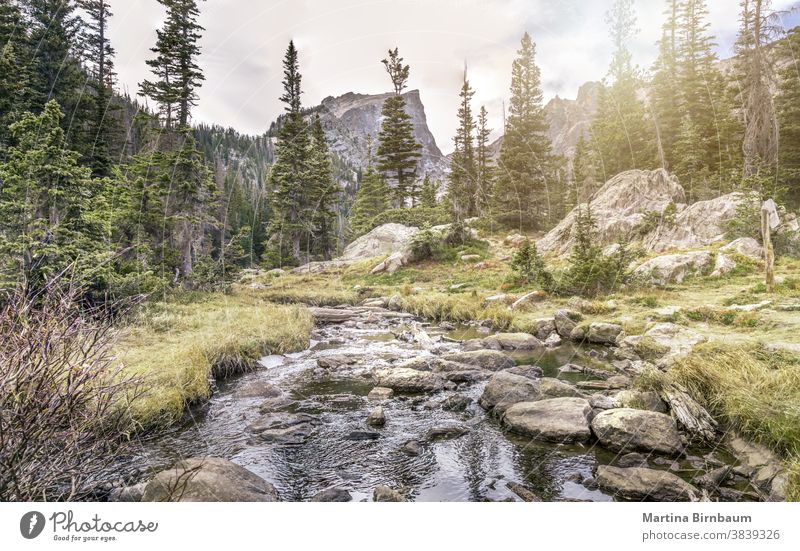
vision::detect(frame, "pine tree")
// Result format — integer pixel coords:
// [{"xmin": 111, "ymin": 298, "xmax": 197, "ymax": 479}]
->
[
  {"xmin": 132, "ymin": 0, "xmax": 215, "ymax": 280},
  {"xmin": 735, "ymin": 0, "xmax": 779, "ymax": 186},
  {"xmin": 376, "ymin": 48, "xmax": 422, "ymax": 207},
  {"xmin": 777, "ymin": 26, "xmax": 800, "ymax": 208},
  {"xmin": 569, "ymin": 134, "xmax": 597, "ymax": 211},
  {"xmin": 265, "ymin": 40, "xmax": 310, "ymax": 265},
  {"xmin": 474, "ymin": 105, "xmax": 495, "ymax": 217},
  {"xmin": 590, "ymin": 0, "xmax": 658, "ymax": 181},
  {"xmin": 307, "ymin": 114, "xmax": 338, "ymax": 260},
  {"xmin": 349, "ymin": 165, "xmax": 390, "ymax": 237},
  {"xmin": 0, "ymin": 101, "xmax": 111, "ymax": 293},
  {"xmin": 419, "ymin": 175, "xmax": 439, "ymax": 209},
  {"xmin": 140, "ymin": 0, "xmax": 205, "ymax": 133},
  {"xmin": 78, "ymin": 0, "xmax": 118, "ymax": 176},
  {"xmin": 26, "ymin": 0, "xmax": 92, "ymax": 156},
  {"xmin": 447, "ymin": 69, "xmax": 476, "ymax": 221},
  {"xmin": 651, "ymin": 0, "xmax": 681, "ymax": 171},
  {"xmin": 494, "ymin": 32, "xmax": 555, "ymax": 230},
  {"xmin": 0, "ymin": 1, "xmax": 32, "ymax": 156}
]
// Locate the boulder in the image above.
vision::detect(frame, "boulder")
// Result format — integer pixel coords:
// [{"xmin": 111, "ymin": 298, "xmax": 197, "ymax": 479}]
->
[
  {"xmin": 504, "ymin": 233, "xmax": 527, "ymax": 247},
  {"xmin": 235, "ymin": 381, "xmax": 284, "ymax": 399},
  {"xmin": 401, "ymin": 440, "xmax": 423, "ymax": 456},
  {"xmin": 441, "ymin": 394, "xmax": 473, "ymax": 412},
  {"xmin": 502, "ymin": 397, "xmax": 593, "ymax": 444},
  {"xmin": 554, "ymin": 309, "xmax": 581, "ymax": 337},
  {"xmin": 373, "ymin": 485, "xmax": 407, "ymax": 502},
  {"xmin": 591, "ymin": 409, "xmax": 683, "ymax": 455},
  {"xmin": 530, "ymin": 317, "xmax": 556, "ymax": 340},
  {"xmin": 367, "ymin": 386, "xmax": 394, "ymax": 401},
  {"xmin": 108, "ymin": 482, "xmax": 146, "ymax": 502},
  {"xmin": 621, "ymin": 322, "xmax": 707, "ymax": 362},
  {"xmin": 633, "ymin": 251, "xmax": 713, "ymax": 285},
  {"xmin": 710, "ymin": 252, "xmax": 737, "ymax": 277},
  {"xmin": 425, "ymin": 424, "xmax": 469, "ymax": 440},
  {"xmin": 539, "ymin": 378, "xmax": 584, "ymax": 398},
  {"xmin": 479, "ymin": 371, "xmax": 541, "ymax": 413},
  {"xmin": 373, "ymin": 368, "xmax": 442, "ymax": 392},
  {"xmin": 643, "ymin": 192, "xmax": 748, "ymax": 252},
  {"xmin": 341, "ymin": 223, "xmax": 419, "ymax": 261},
  {"xmin": 367, "ymin": 406, "xmax": 386, "ymax": 427},
  {"xmin": 587, "ymin": 322, "xmax": 624, "ymax": 344},
  {"xmin": 308, "ymin": 307, "xmax": 358, "ymax": 323},
  {"xmin": 482, "ymin": 332, "xmax": 543, "ymax": 350},
  {"xmin": 721, "ymin": 237, "xmax": 763, "ymax": 261},
  {"xmin": 595, "ymin": 466, "xmax": 698, "ymax": 501},
  {"xmin": 612, "ymin": 390, "xmax": 667, "ymax": 413},
  {"xmin": 142, "ymin": 458, "xmax": 279, "ymax": 502},
  {"xmin": 441, "ymin": 350, "xmax": 515, "ymax": 371},
  {"xmin": 247, "ymin": 412, "xmax": 321, "ymax": 445},
  {"xmin": 538, "ymin": 169, "xmax": 686, "ymax": 254},
  {"xmin": 317, "ymin": 354, "xmax": 358, "ymax": 369},
  {"xmin": 311, "ymin": 488, "xmax": 352, "ymax": 502}
]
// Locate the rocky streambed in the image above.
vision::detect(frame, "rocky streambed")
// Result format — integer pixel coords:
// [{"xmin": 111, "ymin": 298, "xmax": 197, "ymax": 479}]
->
[{"xmin": 110, "ymin": 304, "xmax": 785, "ymax": 502}]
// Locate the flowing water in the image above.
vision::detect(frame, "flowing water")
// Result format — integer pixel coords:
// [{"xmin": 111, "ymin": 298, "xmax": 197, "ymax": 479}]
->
[{"xmin": 120, "ymin": 309, "xmax": 739, "ymax": 502}]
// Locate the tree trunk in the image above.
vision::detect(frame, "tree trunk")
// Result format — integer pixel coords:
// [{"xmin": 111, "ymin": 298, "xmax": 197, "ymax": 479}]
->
[{"xmin": 761, "ymin": 205, "xmax": 775, "ymax": 292}]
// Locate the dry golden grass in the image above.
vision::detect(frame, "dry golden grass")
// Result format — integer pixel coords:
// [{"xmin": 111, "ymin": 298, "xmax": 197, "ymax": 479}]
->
[{"xmin": 115, "ymin": 293, "xmax": 312, "ymax": 430}]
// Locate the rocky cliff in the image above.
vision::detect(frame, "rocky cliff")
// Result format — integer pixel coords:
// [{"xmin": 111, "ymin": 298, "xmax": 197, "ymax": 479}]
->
[{"xmin": 317, "ymin": 90, "xmax": 448, "ymax": 180}]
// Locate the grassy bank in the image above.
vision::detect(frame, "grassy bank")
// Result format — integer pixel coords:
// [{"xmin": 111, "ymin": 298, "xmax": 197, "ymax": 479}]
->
[{"xmin": 116, "ymin": 291, "xmax": 313, "ymax": 431}]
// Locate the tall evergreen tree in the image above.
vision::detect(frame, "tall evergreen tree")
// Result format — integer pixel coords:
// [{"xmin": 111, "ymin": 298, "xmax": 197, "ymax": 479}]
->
[
  {"xmin": 590, "ymin": 0, "xmax": 657, "ymax": 180},
  {"xmin": 350, "ymin": 165, "xmax": 390, "ymax": 237},
  {"xmin": 494, "ymin": 32, "xmax": 554, "ymax": 230},
  {"xmin": 140, "ymin": 0, "xmax": 205, "ymax": 133},
  {"xmin": 447, "ymin": 69, "xmax": 476, "ymax": 221},
  {"xmin": 419, "ymin": 174, "xmax": 439, "ymax": 209},
  {"xmin": 26, "ymin": 0, "xmax": 92, "ymax": 156},
  {"xmin": 376, "ymin": 48, "xmax": 422, "ymax": 207},
  {"xmin": 651, "ymin": 0, "xmax": 681, "ymax": 171},
  {"xmin": 0, "ymin": 101, "xmax": 110, "ymax": 293},
  {"xmin": 265, "ymin": 40, "xmax": 310, "ymax": 265},
  {"xmin": 0, "ymin": 1, "xmax": 32, "ymax": 156},
  {"xmin": 777, "ymin": 26, "xmax": 800, "ymax": 207},
  {"xmin": 308, "ymin": 114, "xmax": 338, "ymax": 260},
  {"xmin": 78, "ymin": 0, "xmax": 118, "ymax": 176},
  {"xmin": 474, "ymin": 105, "xmax": 495, "ymax": 217},
  {"xmin": 735, "ymin": 0, "xmax": 779, "ymax": 188},
  {"xmin": 128, "ymin": 0, "xmax": 215, "ymax": 280}
]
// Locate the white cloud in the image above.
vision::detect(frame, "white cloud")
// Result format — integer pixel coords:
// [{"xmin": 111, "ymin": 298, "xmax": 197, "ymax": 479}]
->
[{"xmin": 108, "ymin": 0, "xmax": 800, "ymax": 153}]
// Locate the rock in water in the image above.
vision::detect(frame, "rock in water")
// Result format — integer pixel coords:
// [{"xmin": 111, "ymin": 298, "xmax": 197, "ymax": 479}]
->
[
  {"xmin": 308, "ymin": 307, "xmax": 358, "ymax": 323},
  {"xmin": 311, "ymin": 488, "xmax": 352, "ymax": 502},
  {"xmin": 401, "ymin": 440, "xmax": 423, "ymax": 456},
  {"xmin": 502, "ymin": 397, "xmax": 593, "ymax": 444},
  {"xmin": 595, "ymin": 466, "xmax": 698, "ymax": 501},
  {"xmin": 247, "ymin": 412, "xmax": 321, "ymax": 445},
  {"xmin": 425, "ymin": 424, "xmax": 469, "ymax": 440},
  {"xmin": 591, "ymin": 409, "xmax": 683, "ymax": 455},
  {"xmin": 441, "ymin": 350, "xmax": 516, "ymax": 371},
  {"xmin": 586, "ymin": 322, "xmax": 624, "ymax": 344},
  {"xmin": 142, "ymin": 457, "xmax": 279, "ymax": 502},
  {"xmin": 373, "ymin": 485, "xmax": 407, "ymax": 502},
  {"xmin": 367, "ymin": 406, "xmax": 386, "ymax": 427},
  {"xmin": 373, "ymin": 367, "xmax": 442, "ymax": 392},
  {"xmin": 367, "ymin": 386, "xmax": 394, "ymax": 401},
  {"xmin": 479, "ymin": 371, "xmax": 541, "ymax": 413},
  {"xmin": 506, "ymin": 481, "xmax": 542, "ymax": 502}
]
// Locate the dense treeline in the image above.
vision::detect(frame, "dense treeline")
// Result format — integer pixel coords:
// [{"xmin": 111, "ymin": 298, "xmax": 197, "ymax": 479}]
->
[{"xmin": 1, "ymin": 0, "xmax": 799, "ymax": 299}]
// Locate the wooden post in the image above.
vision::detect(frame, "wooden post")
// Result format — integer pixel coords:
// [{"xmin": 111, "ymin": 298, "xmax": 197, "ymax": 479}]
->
[{"xmin": 761, "ymin": 206, "xmax": 775, "ymax": 293}]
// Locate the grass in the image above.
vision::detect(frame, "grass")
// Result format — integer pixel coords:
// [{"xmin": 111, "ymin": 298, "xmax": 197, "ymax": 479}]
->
[
  {"xmin": 116, "ymin": 292, "xmax": 313, "ymax": 430},
  {"xmin": 399, "ymin": 291, "xmax": 514, "ymax": 329},
  {"xmin": 684, "ymin": 305, "xmax": 763, "ymax": 328},
  {"xmin": 671, "ymin": 343, "xmax": 800, "ymax": 500}
]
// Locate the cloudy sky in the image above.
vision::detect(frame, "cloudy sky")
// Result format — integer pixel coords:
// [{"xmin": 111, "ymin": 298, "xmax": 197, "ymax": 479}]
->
[{"xmin": 107, "ymin": 0, "xmax": 800, "ymax": 153}]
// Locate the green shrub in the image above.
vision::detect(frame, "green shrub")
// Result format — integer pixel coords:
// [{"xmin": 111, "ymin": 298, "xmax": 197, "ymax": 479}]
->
[
  {"xmin": 509, "ymin": 239, "xmax": 554, "ymax": 288},
  {"xmin": 368, "ymin": 206, "xmax": 450, "ymax": 231}
]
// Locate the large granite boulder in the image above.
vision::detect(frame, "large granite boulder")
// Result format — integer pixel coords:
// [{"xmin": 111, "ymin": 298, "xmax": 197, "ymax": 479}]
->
[
  {"xmin": 595, "ymin": 465, "xmax": 698, "ymax": 501},
  {"xmin": 591, "ymin": 409, "xmax": 684, "ymax": 455},
  {"xmin": 538, "ymin": 169, "xmax": 685, "ymax": 254},
  {"xmin": 502, "ymin": 397, "xmax": 593, "ymax": 443},
  {"xmin": 479, "ymin": 370, "xmax": 541, "ymax": 413},
  {"xmin": 341, "ymin": 223, "xmax": 419, "ymax": 261},
  {"xmin": 721, "ymin": 237, "xmax": 763, "ymax": 261},
  {"xmin": 142, "ymin": 458, "xmax": 279, "ymax": 502},
  {"xmin": 632, "ymin": 250, "xmax": 713, "ymax": 285}
]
